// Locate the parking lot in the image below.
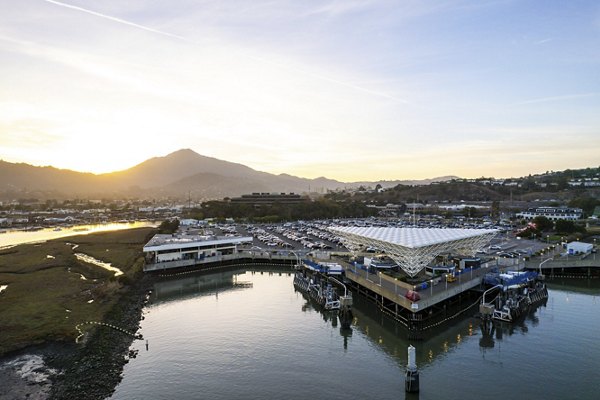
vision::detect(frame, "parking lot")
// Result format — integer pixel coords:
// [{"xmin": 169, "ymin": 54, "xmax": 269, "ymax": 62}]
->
[
  {"xmin": 485, "ymin": 235, "xmax": 552, "ymax": 258},
  {"xmin": 208, "ymin": 222, "xmax": 347, "ymax": 252},
  {"xmin": 194, "ymin": 218, "xmax": 554, "ymax": 260}
]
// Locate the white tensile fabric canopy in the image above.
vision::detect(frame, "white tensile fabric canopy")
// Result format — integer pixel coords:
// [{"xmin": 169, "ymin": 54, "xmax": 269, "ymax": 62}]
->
[{"xmin": 329, "ymin": 226, "xmax": 497, "ymax": 277}]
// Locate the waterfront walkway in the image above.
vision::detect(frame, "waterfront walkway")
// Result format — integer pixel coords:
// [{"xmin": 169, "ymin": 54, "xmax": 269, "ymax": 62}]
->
[
  {"xmin": 525, "ymin": 253, "xmax": 600, "ymax": 276},
  {"xmin": 144, "ymin": 249, "xmax": 308, "ymax": 272}
]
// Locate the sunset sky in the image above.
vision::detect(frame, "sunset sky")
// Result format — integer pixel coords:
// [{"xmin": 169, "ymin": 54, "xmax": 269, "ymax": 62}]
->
[{"xmin": 1, "ymin": 0, "xmax": 599, "ymax": 181}]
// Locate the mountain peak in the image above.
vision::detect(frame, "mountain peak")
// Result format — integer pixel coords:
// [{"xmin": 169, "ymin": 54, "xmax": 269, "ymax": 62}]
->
[
  {"xmin": 106, "ymin": 148, "xmax": 260, "ymax": 189},
  {"xmin": 167, "ymin": 148, "xmax": 198, "ymax": 156},
  {"xmin": 161, "ymin": 148, "xmax": 202, "ymax": 160}
]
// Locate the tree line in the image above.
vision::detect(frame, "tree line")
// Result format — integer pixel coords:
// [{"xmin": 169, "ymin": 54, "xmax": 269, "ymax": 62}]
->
[{"xmin": 184, "ymin": 199, "xmax": 377, "ymax": 222}]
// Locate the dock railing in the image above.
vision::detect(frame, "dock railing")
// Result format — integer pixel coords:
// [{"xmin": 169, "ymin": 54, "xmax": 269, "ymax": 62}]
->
[
  {"xmin": 524, "ymin": 256, "xmax": 600, "ymax": 270},
  {"xmin": 144, "ymin": 250, "xmax": 300, "ymax": 272},
  {"xmin": 341, "ymin": 260, "xmax": 495, "ymax": 312}
]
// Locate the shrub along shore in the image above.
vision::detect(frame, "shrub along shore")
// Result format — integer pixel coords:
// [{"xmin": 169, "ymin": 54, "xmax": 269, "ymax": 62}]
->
[{"xmin": 0, "ymin": 227, "xmax": 157, "ymax": 399}]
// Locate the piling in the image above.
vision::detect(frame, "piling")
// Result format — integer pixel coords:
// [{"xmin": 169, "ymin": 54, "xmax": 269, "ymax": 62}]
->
[
  {"xmin": 405, "ymin": 345, "xmax": 419, "ymax": 393},
  {"xmin": 339, "ymin": 294, "xmax": 353, "ymax": 329}
]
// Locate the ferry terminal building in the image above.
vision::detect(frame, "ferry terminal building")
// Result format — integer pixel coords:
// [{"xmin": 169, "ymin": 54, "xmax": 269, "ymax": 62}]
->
[{"xmin": 143, "ymin": 233, "xmax": 253, "ymax": 272}]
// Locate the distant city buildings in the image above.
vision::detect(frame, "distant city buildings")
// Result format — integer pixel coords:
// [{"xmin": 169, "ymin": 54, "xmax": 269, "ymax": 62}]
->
[{"xmin": 567, "ymin": 178, "xmax": 600, "ymax": 187}]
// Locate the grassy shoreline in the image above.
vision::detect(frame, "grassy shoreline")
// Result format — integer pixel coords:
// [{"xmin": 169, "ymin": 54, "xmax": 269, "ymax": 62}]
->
[
  {"xmin": 1, "ymin": 226, "xmax": 160, "ymax": 399},
  {"xmin": 0, "ymin": 227, "xmax": 156, "ymax": 357}
]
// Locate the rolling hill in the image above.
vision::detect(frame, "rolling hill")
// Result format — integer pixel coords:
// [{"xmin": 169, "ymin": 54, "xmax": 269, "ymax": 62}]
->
[{"xmin": 0, "ymin": 149, "xmax": 456, "ymax": 200}]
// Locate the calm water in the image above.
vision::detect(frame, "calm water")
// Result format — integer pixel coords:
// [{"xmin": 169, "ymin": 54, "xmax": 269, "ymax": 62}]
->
[
  {"xmin": 112, "ymin": 270, "xmax": 600, "ymax": 400},
  {"xmin": 0, "ymin": 221, "xmax": 156, "ymax": 248}
]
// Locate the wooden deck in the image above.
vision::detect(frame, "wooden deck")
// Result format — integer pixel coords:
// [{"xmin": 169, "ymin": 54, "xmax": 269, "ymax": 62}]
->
[{"xmin": 339, "ymin": 260, "xmax": 496, "ymax": 313}]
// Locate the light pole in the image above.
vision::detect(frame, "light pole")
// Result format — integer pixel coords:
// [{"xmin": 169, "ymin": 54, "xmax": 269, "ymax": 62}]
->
[
  {"xmin": 539, "ymin": 257, "xmax": 552, "ymax": 277},
  {"xmin": 445, "ymin": 274, "xmax": 448, "ymax": 291},
  {"xmin": 289, "ymin": 250, "xmax": 300, "ymax": 267}
]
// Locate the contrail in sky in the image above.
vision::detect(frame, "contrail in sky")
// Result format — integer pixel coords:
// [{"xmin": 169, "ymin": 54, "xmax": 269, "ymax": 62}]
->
[
  {"xmin": 42, "ymin": 0, "xmax": 407, "ymax": 103},
  {"xmin": 513, "ymin": 92, "xmax": 600, "ymax": 106},
  {"xmin": 43, "ymin": 0, "xmax": 188, "ymax": 41}
]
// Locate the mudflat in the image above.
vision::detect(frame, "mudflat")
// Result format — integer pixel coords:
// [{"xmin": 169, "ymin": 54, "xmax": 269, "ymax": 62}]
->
[{"xmin": 0, "ymin": 227, "xmax": 156, "ymax": 399}]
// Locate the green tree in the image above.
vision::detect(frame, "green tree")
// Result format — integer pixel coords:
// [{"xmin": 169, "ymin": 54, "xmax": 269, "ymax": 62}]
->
[
  {"xmin": 569, "ymin": 197, "xmax": 600, "ymax": 216},
  {"xmin": 158, "ymin": 219, "xmax": 180, "ymax": 234},
  {"xmin": 555, "ymin": 220, "xmax": 576, "ymax": 234},
  {"xmin": 491, "ymin": 201, "xmax": 500, "ymax": 219},
  {"xmin": 532, "ymin": 216, "xmax": 553, "ymax": 232}
]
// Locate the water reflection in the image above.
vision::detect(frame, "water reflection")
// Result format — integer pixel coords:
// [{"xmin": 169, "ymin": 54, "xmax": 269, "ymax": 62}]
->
[
  {"xmin": 75, "ymin": 253, "xmax": 124, "ymax": 277},
  {"xmin": 150, "ymin": 269, "xmax": 553, "ymax": 371},
  {"xmin": 114, "ymin": 269, "xmax": 600, "ymax": 400},
  {"xmin": 294, "ymin": 279, "xmax": 554, "ymax": 370},
  {"xmin": 153, "ymin": 270, "xmax": 250, "ymax": 302},
  {"xmin": 0, "ymin": 221, "xmax": 156, "ymax": 248},
  {"xmin": 547, "ymin": 279, "xmax": 600, "ymax": 295},
  {"xmin": 296, "ymin": 288, "xmax": 331, "ymax": 316},
  {"xmin": 350, "ymin": 294, "xmax": 484, "ymax": 367},
  {"xmin": 478, "ymin": 298, "xmax": 547, "ymax": 352},
  {"xmin": 152, "ymin": 267, "xmax": 293, "ymax": 303},
  {"xmin": 289, "ymin": 271, "xmax": 493, "ymax": 367}
]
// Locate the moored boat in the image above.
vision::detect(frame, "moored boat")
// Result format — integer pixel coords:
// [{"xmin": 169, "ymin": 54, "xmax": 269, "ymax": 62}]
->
[
  {"xmin": 294, "ymin": 272, "xmax": 341, "ymax": 310},
  {"xmin": 480, "ymin": 270, "xmax": 548, "ymax": 323}
]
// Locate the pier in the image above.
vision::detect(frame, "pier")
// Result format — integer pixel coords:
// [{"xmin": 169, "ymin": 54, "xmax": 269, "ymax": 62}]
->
[
  {"xmin": 336, "ymin": 258, "xmax": 493, "ymax": 334},
  {"xmin": 524, "ymin": 256, "xmax": 600, "ymax": 278},
  {"xmin": 341, "ymin": 259, "xmax": 493, "ymax": 312},
  {"xmin": 312, "ymin": 227, "xmax": 499, "ymax": 336}
]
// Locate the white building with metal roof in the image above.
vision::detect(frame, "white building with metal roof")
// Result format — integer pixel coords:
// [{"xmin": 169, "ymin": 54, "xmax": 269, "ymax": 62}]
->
[
  {"xmin": 516, "ymin": 207, "xmax": 583, "ymax": 221},
  {"xmin": 329, "ymin": 226, "xmax": 497, "ymax": 277},
  {"xmin": 143, "ymin": 233, "xmax": 252, "ymax": 265}
]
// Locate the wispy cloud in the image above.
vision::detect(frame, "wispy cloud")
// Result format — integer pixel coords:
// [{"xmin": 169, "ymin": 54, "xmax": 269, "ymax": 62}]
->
[
  {"xmin": 258, "ymin": 58, "xmax": 408, "ymax": 103},
  {"xmin": 0, "ymin": 0, "xmax": 595, "ymax": 179},
  {"xmin": 306, "ymin": 0, "xmax": 377, "ymax": 17},
  {"xmin": 42, "ymin": 0, "xmax": 188, "ymax": 41},
  {"xmin": 42, "ymin": 0, "xmax": 405, "ymax": 103},
  {"xmin": 512, "ymin": 92, "xmax": 600, "ymax": 106},
  {"xmin": 0, "ymin": 120, "xmax": 62, "ymax": 147}
]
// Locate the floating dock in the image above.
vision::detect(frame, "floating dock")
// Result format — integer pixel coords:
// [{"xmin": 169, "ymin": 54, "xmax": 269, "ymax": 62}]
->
[{"xmin": 293, "ymin": 261, "xmax": 354, "ymax": 329}]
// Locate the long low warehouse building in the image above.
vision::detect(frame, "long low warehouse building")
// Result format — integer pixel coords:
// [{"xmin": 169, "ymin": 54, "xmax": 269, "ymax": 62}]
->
[{"xmin": 143, "ymin": 233, "xmax": 253, "ymax": 271}]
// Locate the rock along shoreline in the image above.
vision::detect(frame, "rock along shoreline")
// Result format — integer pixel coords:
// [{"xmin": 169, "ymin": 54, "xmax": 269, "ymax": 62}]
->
[
  {"xmin": 48, "ymin": 274, "xmax": 155, "ymax": 400},
  {"xmin": 1, "ymin": 273, "xmax": 153, "ymax": 400}
]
